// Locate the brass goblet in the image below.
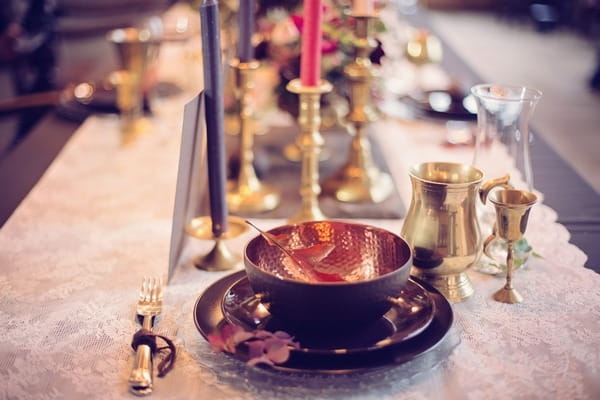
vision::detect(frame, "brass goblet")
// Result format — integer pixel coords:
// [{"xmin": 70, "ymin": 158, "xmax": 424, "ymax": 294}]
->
[
  {"xmin": 107, "ymin": 27, "xmax": 160, "ymax": 142},
  {"xmin": 486, "ymin": 189, "xmax": 537, "ymax": 304}
]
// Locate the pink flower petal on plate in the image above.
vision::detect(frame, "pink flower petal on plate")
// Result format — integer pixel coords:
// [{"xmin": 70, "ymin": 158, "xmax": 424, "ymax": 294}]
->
[
  {"xmin": 264, "ymin": 340, "xmax": 291, "ymax": 364},
  {"xmin": 245, "ymin": 340, "xmax": 266, "ymax": 359}
]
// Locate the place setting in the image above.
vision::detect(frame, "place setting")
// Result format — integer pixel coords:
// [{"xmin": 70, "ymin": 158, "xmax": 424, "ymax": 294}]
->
[
  {"xmin": 192, "ymin": 220, "xmax": 454, "ymax": 374},
  {"xmin": 113, "ymin": 0, "xmax": 469, "ymax": 389}
]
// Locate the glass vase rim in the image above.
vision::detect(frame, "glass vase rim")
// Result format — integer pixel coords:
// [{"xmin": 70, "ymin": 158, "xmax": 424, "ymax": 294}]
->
[{"xmin": 470, "ymin": 84, "xmax": 542, "ymax": 102}]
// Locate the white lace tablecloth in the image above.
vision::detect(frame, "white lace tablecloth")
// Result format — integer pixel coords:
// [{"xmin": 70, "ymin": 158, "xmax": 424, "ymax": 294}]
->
[
  {"xmin": 1, "ymin": 98, "xmax": 599, "ymax": 399},
  {"xmin": 2, "ymin": 10, "xmax": 600, "ymax": 399}
]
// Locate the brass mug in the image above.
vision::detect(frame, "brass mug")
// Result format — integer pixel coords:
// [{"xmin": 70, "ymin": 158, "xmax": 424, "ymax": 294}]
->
[{"xmin": 401, "ymin": 162, "xmax": 510, "ymax": 302}]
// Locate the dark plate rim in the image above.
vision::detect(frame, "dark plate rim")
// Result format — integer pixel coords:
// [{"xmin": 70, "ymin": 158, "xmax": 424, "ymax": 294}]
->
[
  {"xmin": 193, "ymin": 270, "xmax": 454, "ymax": 374},
  {"xmin": 221, "ymin": 275, "xmax": 436, "ymax": 356},
  {"xmin": 402, "ymin": 90, "xmax": 477, "ymax": 120}
]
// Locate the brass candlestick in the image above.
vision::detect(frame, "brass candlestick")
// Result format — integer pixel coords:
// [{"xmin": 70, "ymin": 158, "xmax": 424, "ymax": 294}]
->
[
  {"xmin": 185, "ymin": 216, "xmax": 248, "ymax": 271},
  {"xmin": 286, "ymin": 78, "xmax": 332, "ymax": 223},
  {"xmin": 227, "ymin": 59, "xmax": 280, "ymax": 213},
  {"xmin": 283, "ymin": 141, "xmax": 330, "ymax": 162},
  {"xmin": 484, "ymin": 189, "xmax": 537, "ymax": 304},
  {"xmin": 322, "ymin": 15, "xmax": 393, "ymax": 203}
]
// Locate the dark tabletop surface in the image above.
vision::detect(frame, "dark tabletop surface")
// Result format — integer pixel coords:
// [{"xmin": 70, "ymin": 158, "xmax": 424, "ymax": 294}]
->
[{"xmin": 1, "ymin": 5, "xmax": 599, "ymax": 273}]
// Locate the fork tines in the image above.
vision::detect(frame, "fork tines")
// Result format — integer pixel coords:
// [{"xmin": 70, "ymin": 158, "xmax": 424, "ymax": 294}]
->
[{"xmin": 140, "ymin": 276, "xmax": 163, "ymax": 304}]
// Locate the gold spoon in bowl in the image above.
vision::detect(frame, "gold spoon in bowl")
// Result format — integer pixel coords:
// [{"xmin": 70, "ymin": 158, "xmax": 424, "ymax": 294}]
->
[{"xmin": 245, "ymin": 220, "xmax": 341, "ymax": 282}]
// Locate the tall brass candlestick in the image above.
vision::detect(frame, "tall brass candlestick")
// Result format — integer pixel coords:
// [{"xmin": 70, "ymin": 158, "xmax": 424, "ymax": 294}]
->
[
  {"xmin": 286, "ymin": 79, "xmax": 332, "ymax": 223},
  {"xmin": 227, "ymin": 59, "xmax": 280, "ymax": 213},
  {"xmin": 322, "ymin": 15, "xmax": 393, "ymax": 203}
]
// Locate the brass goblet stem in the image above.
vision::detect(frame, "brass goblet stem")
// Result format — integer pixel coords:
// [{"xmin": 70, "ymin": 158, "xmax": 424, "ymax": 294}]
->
[
  {"xmin": 286, "ymin": 79, "xmax": 332, "ymax": 223},
  {"xmin": 227, "ymin": 59, "xmax": 280, "ymax": 213},
  {"xmin": 493, "ymin": 241, "xmax": 524, "ymax": 304},
  {"xmin": 322, "ymin": 15, "xmax": 393, "ymax": 203}
]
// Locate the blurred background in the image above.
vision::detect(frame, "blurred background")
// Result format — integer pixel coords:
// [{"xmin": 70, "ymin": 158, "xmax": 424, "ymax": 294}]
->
[
  {"xmin": 0, "ymin": 0, "xmax": 599, "ymax": 192},
  {"xmin": 423, "ymin": 0, "xmax": 600, "ymax": 193}
]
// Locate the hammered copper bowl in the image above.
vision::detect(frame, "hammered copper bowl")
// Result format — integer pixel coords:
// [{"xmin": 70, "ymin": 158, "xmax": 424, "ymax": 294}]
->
[{"xmin": 244, "ymin": 221, "xmax": 413, "ymax": 329}]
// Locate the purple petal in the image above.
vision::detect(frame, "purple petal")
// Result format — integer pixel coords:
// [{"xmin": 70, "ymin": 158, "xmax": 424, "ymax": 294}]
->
[
  {"xmin": 247, "ymin": 355, "xmax": 274, "ymax": 366},
  {"xmin": 220, "ymin": 324, "xmax": 237, "ymax": 340},
  {"xmin": 232, "ymin": 330, "xmax": 255, "ymax": 344},
  {"xmin": 253, "ymin": 329, "xmax": 273, "ymax": 339},
  {"xmin": 264, "ymin": 340, "xmax": 291, "ymax": 364},
  {"xmin": 207, "ymin": 333, "xmax": 225, "ymax": 352},
  {"xmin": 273, "ymin": 331, "xmax": 292, "ymax": 340},
  {"xmin": 245, "ymin": 340, "xmax": 266, "ymax": 359}
]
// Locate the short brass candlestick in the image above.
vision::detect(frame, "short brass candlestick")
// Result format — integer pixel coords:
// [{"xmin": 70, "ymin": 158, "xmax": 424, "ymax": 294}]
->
[
  {"xmin": 286, "ymin": 78, "xmax": 332, "ymax": 223},
  {"xmin": 227, "ymin": 59, "xmax": 280, "ymax": 213},
  {"xmin": 485, "ymin": 189, "xmax": 537, "ymax": 304},
  {"xmin": 322, "ymin": 15, "xmax": 393, "ymax": 203},
  {"xmin": 185, "ymin": 216, "xmax": 248, "ymax": 271}
]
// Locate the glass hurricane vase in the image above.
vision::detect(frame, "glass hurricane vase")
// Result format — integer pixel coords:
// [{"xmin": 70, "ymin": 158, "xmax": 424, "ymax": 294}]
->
[{"xmin": 471, "ymin": 84, "xmax": 542, "ymax": 274}]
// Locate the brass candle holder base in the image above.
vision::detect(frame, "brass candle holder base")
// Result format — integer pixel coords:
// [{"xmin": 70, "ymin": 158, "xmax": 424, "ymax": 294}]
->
[
  {"xmin": 322, "ymin": 135, "xmax": 394, "ymax": 203},
  {"xmin": 227, "ymin": 181, "xmax": 280, "ymax": 214},
  {"xmin": 413, "ymin": 270, "xmax": 475, "ymax": 303},
  {"xmin": 185, "ymin": 216, "xmax": 248, "ymax": 271},
  {"xmin": 493, "ymin": 284, "xmax": 523, "ymax": 304},
  {"xmin": 286, "ymin": 78, "xmax": 332, "ymax": 223},
  {"xmin": 120, "ymin": 117, "xmax": 152, "ymax": 145},
  {"xmin": 283, "ymin": 142, "xmax": 330, "ymax": 162},
  {"xmin": 323, "ymin": 14, "xmax": 392, "ymax": 204},
  {"xmin": 227, "ymin": 59, "xmax": 280, "ymax": 214}
]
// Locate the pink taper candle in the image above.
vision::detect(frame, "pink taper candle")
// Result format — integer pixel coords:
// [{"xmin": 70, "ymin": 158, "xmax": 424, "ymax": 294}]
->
[
  {"xmin": 300, "ymin": 0, "xmax": 322, "ymax": 86},
  {"xmin": 352, "ymin": 0, "xmax": 374, "ymax": 16}
]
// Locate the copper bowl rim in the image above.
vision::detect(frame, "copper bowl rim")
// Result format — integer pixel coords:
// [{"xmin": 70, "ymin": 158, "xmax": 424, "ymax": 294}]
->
[{"xmin": 243, "ymin": 220, "xmax": 413, "ymax": 287}]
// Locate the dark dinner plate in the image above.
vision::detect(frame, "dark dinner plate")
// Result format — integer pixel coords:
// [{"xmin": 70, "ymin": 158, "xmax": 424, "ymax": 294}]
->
[
  {"xmin": 193, "ymin": 271, "xmax": 454, "ymax": 374},
  {"xmin": 402, "ymin": 89, "xmax": 477, "ymax": 120},
  {"xmin": 221, "ymin": 275, "xmax": 435, "ymax": 354}
]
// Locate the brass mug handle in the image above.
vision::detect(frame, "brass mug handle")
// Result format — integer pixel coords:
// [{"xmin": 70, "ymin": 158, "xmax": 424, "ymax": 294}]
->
[
  {"xmin": 483, "ymin": 228, "xmax": 497, "ymax": 259},
  {"xmin": 479, "ymin": 173, "xmax": 512, "ymax": 205}
]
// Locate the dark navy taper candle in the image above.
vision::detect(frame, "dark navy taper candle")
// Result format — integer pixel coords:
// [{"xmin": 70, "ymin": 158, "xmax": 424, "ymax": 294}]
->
[
  {"xmin": 200, "ymin": 0, "xmax": 228, "ymax": 237},
  {"xmin": 237, "ymin": 0, "xmax": 255, "ymax": 62}
]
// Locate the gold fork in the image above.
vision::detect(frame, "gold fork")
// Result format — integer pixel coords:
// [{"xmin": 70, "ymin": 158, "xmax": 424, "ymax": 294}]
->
[{"xmin": 129, "ymin": 277, "xmax": 163, "ymax": 396}]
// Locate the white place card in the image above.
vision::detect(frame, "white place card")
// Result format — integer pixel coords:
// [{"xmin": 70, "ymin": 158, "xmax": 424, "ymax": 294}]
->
[{"xmin": 168, "ymin": 92, "xmax": 207, "ymax": 282}]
